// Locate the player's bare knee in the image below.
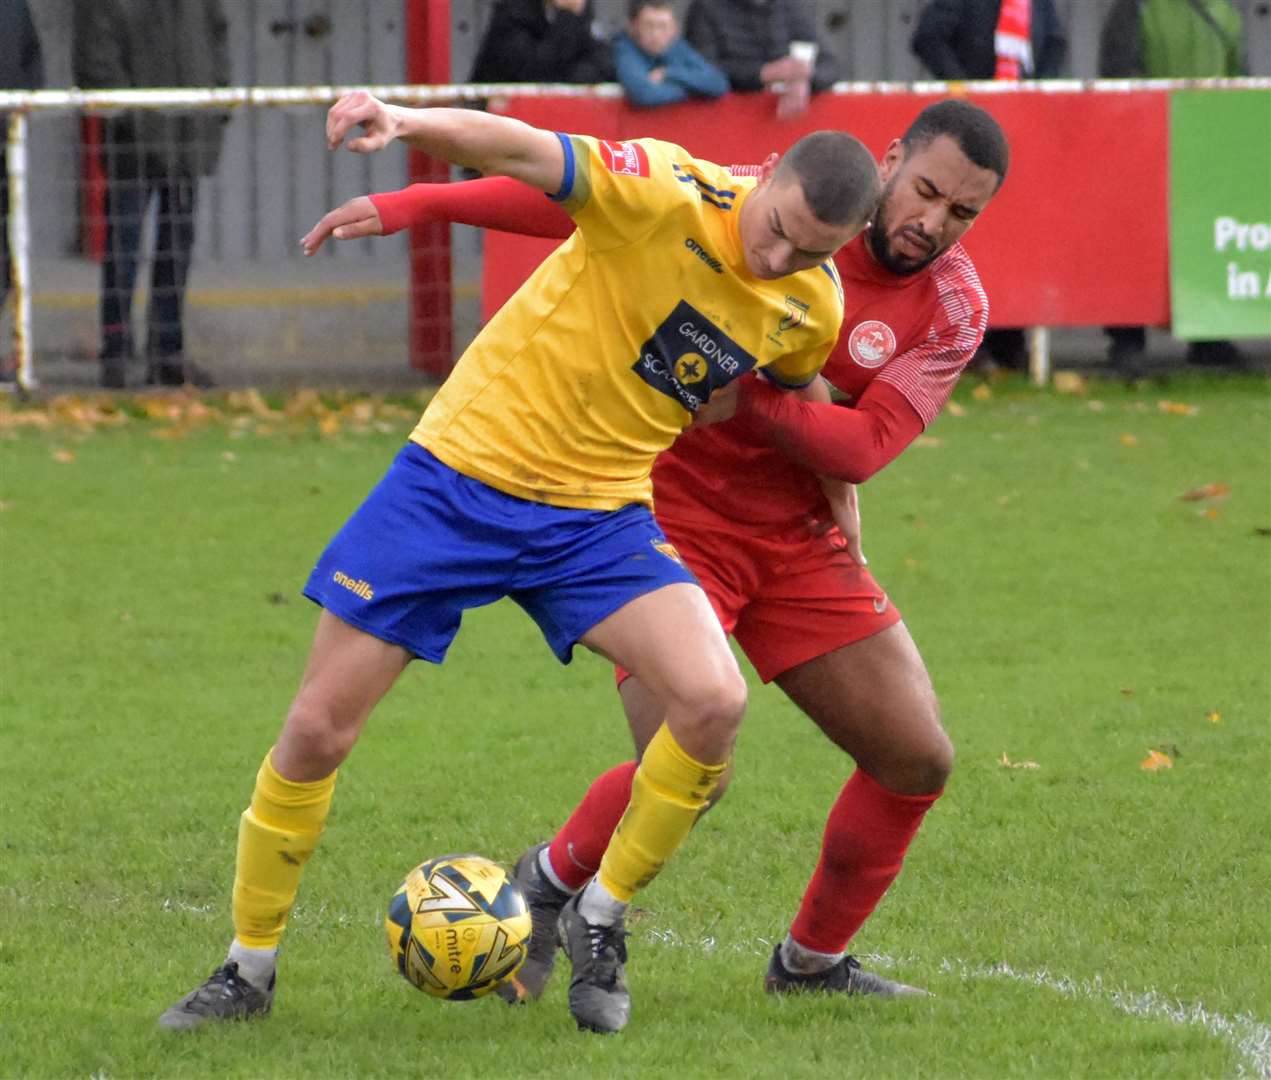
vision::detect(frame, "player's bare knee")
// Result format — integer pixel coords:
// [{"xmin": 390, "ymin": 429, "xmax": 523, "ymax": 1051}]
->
[
  {"xmin": 917, "ymin": 726, "xmax": 955, "ymax": 791},
  {"xmin": 669, "ymin": 669, "xmax": 747, "ymax": 755},
  {"xmin": 280, "ymin": 698, "xmax": 357, "ymax": 774}
]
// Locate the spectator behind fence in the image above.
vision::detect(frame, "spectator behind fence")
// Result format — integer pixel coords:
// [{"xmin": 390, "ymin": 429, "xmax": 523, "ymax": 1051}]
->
[
  {"xmin": 72, "ymin": 0, "xmax": 230, "ymax": 390},
  {"xmin": 470, "ymin": 0, "xmax": 615, "ymax": 85},
  {"xmin": 614, "ymin": 0, "xmax": 729, "ymax": 108},
  {"xmin": 684, "ymin": 0, "xmax": 842, "ymax": 120},
  {"xmin": 911, "ymin": 0, "xmax": 1066, "ymax": 372},
  {"xmin": 1100, "ymin": 0, "xmax": 1248, "ymax": 373},
  {"xmin": 1, "ymin": 0, "xmax": 44, "ymax": 372}
]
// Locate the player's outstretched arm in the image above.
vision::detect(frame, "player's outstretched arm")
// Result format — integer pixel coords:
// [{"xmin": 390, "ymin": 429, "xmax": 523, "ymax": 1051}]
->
[
  {"xmin": 326, "ymin": 91, "xmax": 566, "ymax": 194},
  {"xmin": 301, "ymin": 177, "xmax": 576, "ymax": 255}
]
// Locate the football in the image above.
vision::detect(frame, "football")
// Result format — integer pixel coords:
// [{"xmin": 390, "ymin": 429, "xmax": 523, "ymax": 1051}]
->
[{"xmin": 385, "ymin": 853, "xmax": 532, "ymax": 1001}]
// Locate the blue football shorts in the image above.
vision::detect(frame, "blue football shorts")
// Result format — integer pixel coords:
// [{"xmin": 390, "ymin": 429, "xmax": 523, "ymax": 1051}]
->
[{"xmin": 303, "ymin": 442, "xmax": 700, "ymax": 664}]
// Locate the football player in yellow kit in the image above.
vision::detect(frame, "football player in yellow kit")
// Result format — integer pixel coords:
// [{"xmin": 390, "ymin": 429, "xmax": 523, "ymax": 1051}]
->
[{"xmin": 159, "ymin": 92, "xmax": 879, "ymax": 1035}]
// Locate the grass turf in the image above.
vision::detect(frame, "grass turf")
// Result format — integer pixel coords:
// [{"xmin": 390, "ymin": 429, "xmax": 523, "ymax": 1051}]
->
[{"xmin": 1, "ymin": 374, "xmax": 1268, "ymax": 1078}]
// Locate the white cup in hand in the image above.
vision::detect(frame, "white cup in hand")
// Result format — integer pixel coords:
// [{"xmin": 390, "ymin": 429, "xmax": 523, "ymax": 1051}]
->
[{"xmin": 789, "ymin": 40, "xmax": 817, "ymax": 77}]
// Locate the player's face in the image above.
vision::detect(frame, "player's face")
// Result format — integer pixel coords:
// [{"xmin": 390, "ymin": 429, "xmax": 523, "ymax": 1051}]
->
[
  {"xmin": 631, "ymin": 6, "xmax": 678, "ymax": 55},
  {"xmin": 869, "ymin": 134, "xmax": 999, "ymax": 275},
  {"xmin": 740, "ymin": 171, "xmax": 867, "ymax": 281}
]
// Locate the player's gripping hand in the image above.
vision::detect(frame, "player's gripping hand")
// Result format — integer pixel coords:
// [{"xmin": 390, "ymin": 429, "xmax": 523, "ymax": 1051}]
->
[
  {"xmin": 301, "ymin": 196, "xmax": 383, "ymax": 256},
  {"xmin": 326, "ymin": 90, "xmax": 400, "ymax": 154},
  {"xmin": 689, "ymin": 380, "xmax": 740, "ymax": 427},
  {"xmin": 813, "ymin": 477, "xmax": 867, "ymax": 566}
]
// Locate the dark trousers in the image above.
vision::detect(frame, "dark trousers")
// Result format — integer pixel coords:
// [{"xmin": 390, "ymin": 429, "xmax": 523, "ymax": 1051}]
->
[
  {"xmin": 1, "ymin": 141, "xmax": 10, "ymax": 310},
  {"xmin": 99, "ymin": 121, "xmax": 199, "ymax": 360}
]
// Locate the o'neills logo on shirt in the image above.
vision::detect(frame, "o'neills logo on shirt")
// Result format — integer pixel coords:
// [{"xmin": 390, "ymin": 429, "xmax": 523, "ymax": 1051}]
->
[
  {"xmin": 848, "ymin": 320, "xmax": 897, "ymax": 368},
  {"xmin": 632, "ymin": 299, "xmax": 757, "ymax": 413},
  {"xmin": 600, "ymin": 140, "xmax": 649, "ymax": 177}
]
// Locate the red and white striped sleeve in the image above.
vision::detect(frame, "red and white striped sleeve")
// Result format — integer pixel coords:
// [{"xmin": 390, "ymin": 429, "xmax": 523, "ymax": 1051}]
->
[{"xmin": 874, "ymin": 245, "xmax": 989, "ymax": 426}]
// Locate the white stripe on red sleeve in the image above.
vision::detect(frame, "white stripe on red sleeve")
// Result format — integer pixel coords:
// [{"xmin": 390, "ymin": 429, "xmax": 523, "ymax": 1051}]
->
[{"xmin": 876, "ymin": 244, "xmax": 989, "ymax": 426}]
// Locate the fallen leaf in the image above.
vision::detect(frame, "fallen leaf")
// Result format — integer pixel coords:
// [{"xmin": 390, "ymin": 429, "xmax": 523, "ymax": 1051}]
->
[
  {"xmin": 1179, "ymin": 482, "xmax": 1231, "ymax": 502},
  {"xmin": 1206, "ymin": 710, "xmax": 1221, "ymax": 725},
  {"xmin": 1157, "ymin": 399, "xmax": 1199, "ymax": 416},
  {"xmin": 1120, "ymin": 687, "xmax": 1135, "ymax": 696},
  {"xmin": 914, "ymin": 436, "xmax": 943, "ymax": 448},
  {"xmin": 945, "ymin": 400, "xmax": 967, "ymax": 417},
  {"xmin": 972, "ymin": 384, "xmax": 993, "ymax": 401},
  {"xmin": 0, "ymin": 500, "xmax": 10, "ymax": 512},
  {"xmin": 221, "ymin": 451, "xmax": 238, "ymax": 463},
  {"xmin": 52, "ymin": 448, "xmax": 76, "ymax": 463},
  {"xmin": 1086, "ymin": 399, "xmax": 1106, "ymax": 412},
  {"xmin": 318, "ymin": 414, "xmax": 342, "ymax": 437},
  {"xmin": 1052, "ymin": 371, "xmax": 1086, "ymax": 395},
  {"xmin": 996, "ymin": 494, "xmax": 1012, "ymax": 506},
  {"xmin": 999, "ymin": 752, "xmax": 1040, "ymax": 770},
  {"xmin": 1119, "ymin": 433, "xmax": 1139, "ymax": 447},
  {"xmin": 1254, "ymin": 527, "xmax": 1271, "ymax": 538},
  {"xmin": 1203, "ymin": 508, "xmax": 1221, "ymax": 520},
  {"xmin": 1140, "ymin": 749, "xmax": 1173, "ymax": 771},
  {"xmin": 903, "ymin": 556, "xmax": 920, "ymax": 569}
]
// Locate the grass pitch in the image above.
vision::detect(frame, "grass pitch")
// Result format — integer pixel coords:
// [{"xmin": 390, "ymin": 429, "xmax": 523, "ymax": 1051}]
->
[{"xmin": 1, "ymin": 375, "xmax": 1268, "ymax": 1079}]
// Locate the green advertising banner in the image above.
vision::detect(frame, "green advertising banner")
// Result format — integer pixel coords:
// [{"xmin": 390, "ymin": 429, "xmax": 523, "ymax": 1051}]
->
[{"xmin": 1169, "ymin": 90, "xmax": 1271, "ymax": 340}]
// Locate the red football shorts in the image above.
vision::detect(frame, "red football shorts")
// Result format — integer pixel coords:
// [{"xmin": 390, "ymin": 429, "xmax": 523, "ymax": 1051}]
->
[{"xmin": 615, "ymin": 514, "xmax": 902, "ymax": 685}]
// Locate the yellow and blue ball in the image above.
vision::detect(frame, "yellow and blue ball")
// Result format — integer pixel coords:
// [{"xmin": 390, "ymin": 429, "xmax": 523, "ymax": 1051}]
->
[{"xmin": 385, "ymin": 853, "xmax": 531, "ymax": 1001}]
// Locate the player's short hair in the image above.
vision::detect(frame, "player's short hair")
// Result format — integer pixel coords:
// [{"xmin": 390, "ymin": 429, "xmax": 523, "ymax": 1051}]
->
[
  {"xmin": 628, "ymin": 0, "xmax": 673, "ymax": 17},
  {"xmin": 901, "ymin": 100, "xmax": 1010, "ymax": 188},
  {"xmin": 773, "ymin": 131, "xmax": 881, "ymax": 227}
]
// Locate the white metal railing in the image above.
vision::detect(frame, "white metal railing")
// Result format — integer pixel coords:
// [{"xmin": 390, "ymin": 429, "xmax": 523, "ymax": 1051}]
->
[{"xmin": 5, "ymin": 78, "xmax": 1270, "ymax": 390}]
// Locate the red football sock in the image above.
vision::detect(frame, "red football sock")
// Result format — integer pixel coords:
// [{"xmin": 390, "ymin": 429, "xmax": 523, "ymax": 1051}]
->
[
  {"xmin": 370, "ymin": 176, "xmax": 575, "ymax": 239},
  {"xmin": 790, "ymin": 769, "xmax": 941, "ymax": 955},
  {"xmin": 546, "ymin": 760, "xmax": 637, "ymax": 891}
]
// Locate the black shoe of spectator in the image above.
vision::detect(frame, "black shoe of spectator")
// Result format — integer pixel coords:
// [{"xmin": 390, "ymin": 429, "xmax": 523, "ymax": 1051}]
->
[
  {"xmin": 1107, "ymin": 342, "xmax": 1147, "ymax": 381},
  {"xmin": 147, "ymin": 357, "xmax": 215, "ymax": 389},
  {"xmin": 1185, "ymin": 340, "xmax": 1246, "ymax": 370},
  {"xmin": 101, "ymin": 358, "xmax": 127, "ymax": 389}
]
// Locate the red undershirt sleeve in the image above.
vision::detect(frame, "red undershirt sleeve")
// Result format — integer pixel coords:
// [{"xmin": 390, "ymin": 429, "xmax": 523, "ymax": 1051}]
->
[
  {"xmin": 368, "ymin": 176, "xmax": 576, "ymax": 239},
  {"xmin": 733, "ymin": 376, "xmax": 927, "ymax": 484}
]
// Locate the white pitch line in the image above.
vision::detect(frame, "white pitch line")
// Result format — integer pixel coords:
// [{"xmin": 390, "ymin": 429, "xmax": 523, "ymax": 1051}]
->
[{"xmin": 643, "ymin": 929, "xmax": 1271, "ymax": 1079}]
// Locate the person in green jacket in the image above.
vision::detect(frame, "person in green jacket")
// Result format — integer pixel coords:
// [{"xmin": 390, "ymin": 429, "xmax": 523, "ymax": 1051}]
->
[{"xmin": 1099, "ymin": 0, "xmax": 1248, "ymax": 372}]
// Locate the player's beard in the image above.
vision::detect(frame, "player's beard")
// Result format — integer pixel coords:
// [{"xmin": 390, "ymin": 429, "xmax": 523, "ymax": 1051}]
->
[{"xmin": 868, "ymin": 178, "xmax": 941, "ymax": 277}]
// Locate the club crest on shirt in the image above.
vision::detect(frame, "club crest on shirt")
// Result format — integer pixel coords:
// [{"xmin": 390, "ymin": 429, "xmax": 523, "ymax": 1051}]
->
[
  {"xmin": 847, "ymin": 320, "xmax": 897, "ymax": 369},
  {"xmin": 600, "ymin": 140, "xmax": 650, "ymax": 177},
  {"xmin": 632, "ymin": 299, "xmax": 758, "ymax": 413},
  {"xmin": 767, "ymin": 295, "xmax": 810, "ymax": 347}
]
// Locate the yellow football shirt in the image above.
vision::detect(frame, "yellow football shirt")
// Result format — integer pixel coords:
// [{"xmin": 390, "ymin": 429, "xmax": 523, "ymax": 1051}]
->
[{"xmin": 412, "ymin": 133, "xmax": 845, "ymax": 510}]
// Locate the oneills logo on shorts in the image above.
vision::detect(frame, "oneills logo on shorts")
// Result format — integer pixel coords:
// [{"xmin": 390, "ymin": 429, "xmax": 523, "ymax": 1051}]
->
[
  {"xmin": 600, "ymin": 140, "xmax": 650, "ymax": 177},
  {"xmin": 872, "ymin": 594, "xmax": 889, "ymax": 615},
  {"xmin": 333, "ymin": 570, "xmax": 374, "ymax": 600},
  {"xmin": 652, "ymin": 540, "xmax": 684, "ymax": 565}
]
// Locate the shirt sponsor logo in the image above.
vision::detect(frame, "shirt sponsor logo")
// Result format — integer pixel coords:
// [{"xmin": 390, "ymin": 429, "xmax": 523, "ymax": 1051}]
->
[
  {"xmin": 632, "ymin": 299, "xmax": 758, "ymax": 413},
  {"xmin": 873, "ymin": 594, "xmax": 889, "ymax": 615},
  {"xmin": 848, "ymin": 320, "xmax": 897, "ymax": 368},
  {"xmin": 333, "ymin": 570, "xmax": 374, "ymax": 600},
  {"xmin": 600, "ymin": 139, "xmax": 650, "ymax": 177},
  {"xmin": 684, "ymin": 236, "xmax": 723, "ymax": 273}
]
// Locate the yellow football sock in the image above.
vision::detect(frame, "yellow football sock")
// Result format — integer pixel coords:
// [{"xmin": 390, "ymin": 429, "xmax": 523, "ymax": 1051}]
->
[
  {"xmin": 231, "ymin": 750, "xmax": 337, "ymax": 950},
  {"xmin": 597, "ymin": 724, "xmax": 727, "ymax": 903}
]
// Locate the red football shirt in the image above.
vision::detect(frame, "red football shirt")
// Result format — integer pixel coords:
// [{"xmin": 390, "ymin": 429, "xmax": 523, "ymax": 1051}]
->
[{"xmin": 650, "ymin": 232, "xmax": 989, "ymax": 530}]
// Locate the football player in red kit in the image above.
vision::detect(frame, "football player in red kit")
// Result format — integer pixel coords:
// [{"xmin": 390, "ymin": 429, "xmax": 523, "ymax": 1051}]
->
[{"xmin": 304, "ymin": 98, "xmax": 1009, "ymax": 1003}]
